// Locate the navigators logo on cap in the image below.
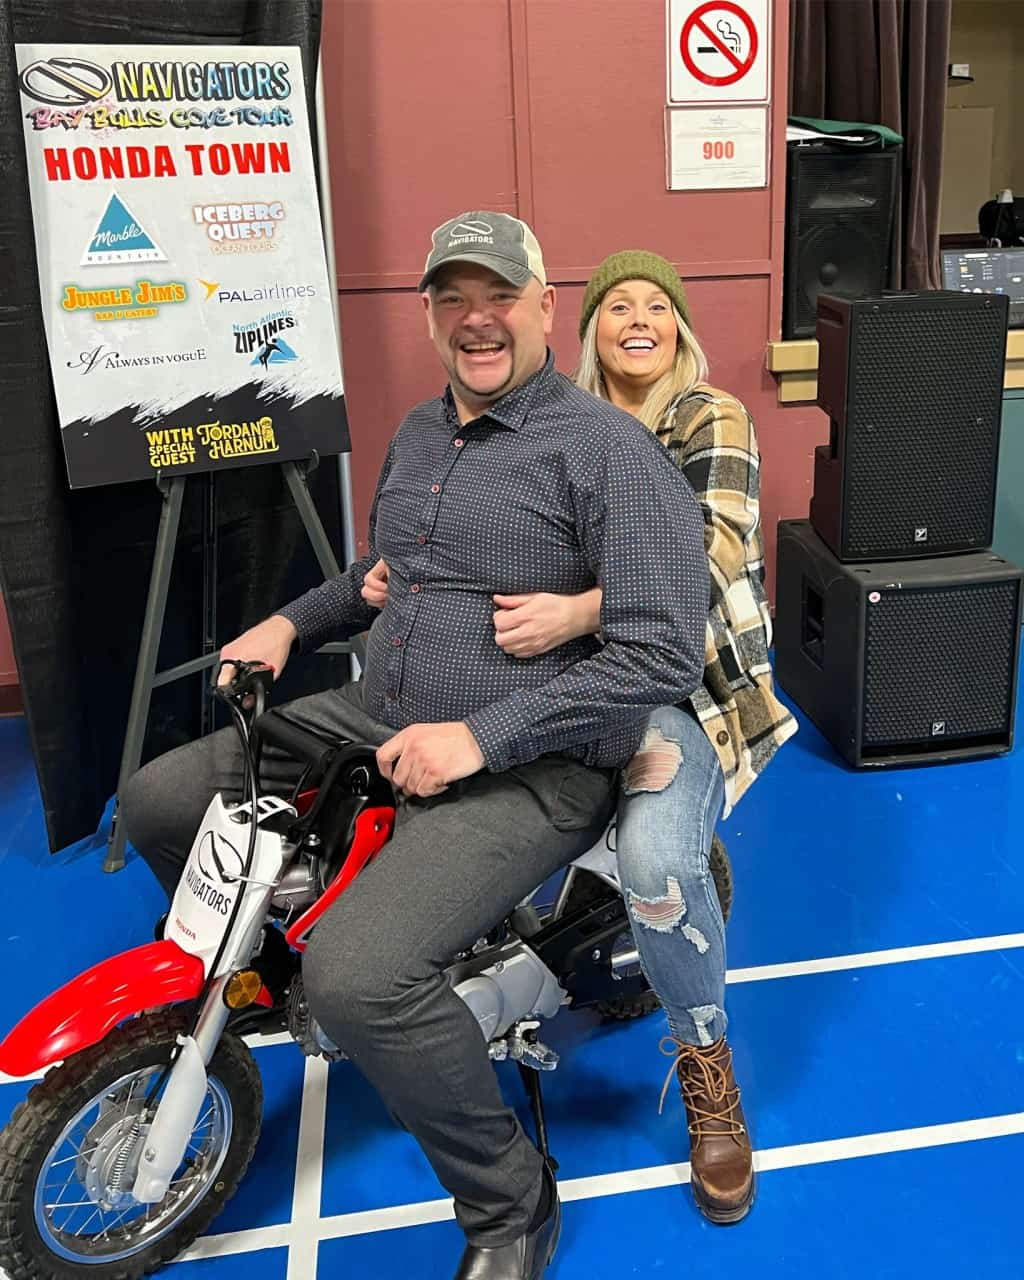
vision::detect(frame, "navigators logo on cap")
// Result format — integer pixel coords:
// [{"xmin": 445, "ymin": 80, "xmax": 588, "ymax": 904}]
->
[{"xmin": 418, "ymin": 210, "xmax": 546, "ymax": 291}]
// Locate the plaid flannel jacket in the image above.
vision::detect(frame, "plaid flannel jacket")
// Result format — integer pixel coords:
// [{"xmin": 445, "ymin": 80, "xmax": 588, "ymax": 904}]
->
[{"xmin": 655, "ymin": 385, "xmax": 797, "ymax": 813}]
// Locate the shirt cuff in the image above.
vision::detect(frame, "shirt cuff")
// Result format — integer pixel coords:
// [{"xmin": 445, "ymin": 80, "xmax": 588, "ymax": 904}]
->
[
  {"xmin": 463, "ymin": 701, "xmax": 537, "ymax": 773},
  {"xmin": 276, "ymin": 587, "xmax": 351, "ymax": 653}
]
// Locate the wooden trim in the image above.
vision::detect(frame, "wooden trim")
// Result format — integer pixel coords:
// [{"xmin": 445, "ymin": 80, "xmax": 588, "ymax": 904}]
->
[
  {"xmin": 339, "ymin": 259, "xmax": 775, "ymax": 294},
  {"xmin": 767, "ymin": 331, "xmax": 1024, "ymax": 403},
  {"xmin": 766, "ymin": 338, "xmax": 818, "ymax": 372},
  {"xmin": 0, "ymin": 684, "xmax": 23, "ymax": 717},
  {"xmin": 767, "ymin": 0, "xmax": 791, "ymax": 341},
  {"xmin": 508, "ymin": 0, "xmax": 535, "ymax": 229}
]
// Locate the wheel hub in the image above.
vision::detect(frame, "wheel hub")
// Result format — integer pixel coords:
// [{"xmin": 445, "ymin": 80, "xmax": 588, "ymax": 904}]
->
[{"xmin": 78, "ymin": 1104, "xmax": 149, "ymax": 1210}]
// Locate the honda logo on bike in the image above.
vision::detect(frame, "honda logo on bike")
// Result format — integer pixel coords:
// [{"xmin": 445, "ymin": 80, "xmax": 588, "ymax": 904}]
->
[{"xmin": 19, "ymin": 57, "xmax": 113, "ymax": 106}]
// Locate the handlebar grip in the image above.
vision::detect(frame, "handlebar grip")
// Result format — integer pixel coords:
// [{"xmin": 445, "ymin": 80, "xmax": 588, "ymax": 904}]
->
[{"xmin": 253, "ymin": 710, "xmax": 337, "ymax": 771}]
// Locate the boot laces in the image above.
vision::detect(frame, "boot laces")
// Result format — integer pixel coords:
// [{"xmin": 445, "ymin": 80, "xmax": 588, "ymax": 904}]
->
[{"xmin": 657, "ymin": 1036, "xmax": 746, "ymax": 1140}]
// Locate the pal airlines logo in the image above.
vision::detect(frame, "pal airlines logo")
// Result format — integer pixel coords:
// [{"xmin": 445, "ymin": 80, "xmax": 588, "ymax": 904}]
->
[{"xmin": 82, "ymin": 193, "xmax": 166, "ymax": 266}]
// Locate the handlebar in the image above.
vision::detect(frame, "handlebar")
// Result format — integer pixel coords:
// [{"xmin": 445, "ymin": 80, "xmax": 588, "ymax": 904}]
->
[
  {"xmin": 253, "ymin": 709, "xmax": 337, "ymax": 771},
  {"xmin": 212, "ymin": 658, "xmax": 275, "ymax": 711}
]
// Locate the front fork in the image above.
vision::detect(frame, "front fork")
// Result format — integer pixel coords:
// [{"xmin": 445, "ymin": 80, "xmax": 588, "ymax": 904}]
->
[{"xmin": 131, "ymin": 890, "xmax": 273, "ymax": 1204}]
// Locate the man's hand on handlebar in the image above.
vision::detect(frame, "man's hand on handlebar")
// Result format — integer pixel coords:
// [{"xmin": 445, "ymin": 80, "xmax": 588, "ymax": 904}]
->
[
  {"xmin": 218, "ymin": 614, "xmax": 298, "ymax": 687},
  {"xmin": 377, "ymin": 722, "xmax": 485, "ymax": 798}
]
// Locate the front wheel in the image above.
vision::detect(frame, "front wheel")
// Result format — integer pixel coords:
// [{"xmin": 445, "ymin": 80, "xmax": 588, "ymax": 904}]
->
[{"xmin": 0, "ymin": 1011, "xmax": 262, "ymax": 1279}]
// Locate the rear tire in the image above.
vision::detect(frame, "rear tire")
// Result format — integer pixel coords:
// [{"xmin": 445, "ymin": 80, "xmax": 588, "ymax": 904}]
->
[
  {"xmin": 0, "ymin": 1011, "xmax": 262, "ymax": 1279},
  {"xmin": 595, "ymin": 835, "xmax": 734, "ymax": 1022}
]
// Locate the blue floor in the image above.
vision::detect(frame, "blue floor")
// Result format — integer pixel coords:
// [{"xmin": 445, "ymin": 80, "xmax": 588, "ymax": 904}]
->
[{"xmin": 1, "ymin": 668, "xmax": 1023, "ymax": 1279}]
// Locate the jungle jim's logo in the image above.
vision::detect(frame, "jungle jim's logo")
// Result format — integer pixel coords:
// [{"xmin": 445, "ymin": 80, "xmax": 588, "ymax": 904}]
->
[{"xmin": 61, "ymin": 278, "xmax": 187, "ymax": 320}]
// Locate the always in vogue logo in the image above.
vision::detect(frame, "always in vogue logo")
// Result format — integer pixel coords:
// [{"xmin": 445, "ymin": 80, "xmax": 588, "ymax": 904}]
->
[{"xmin": 66, "ymin": 344, "xmax": 207, "ymax": 375}]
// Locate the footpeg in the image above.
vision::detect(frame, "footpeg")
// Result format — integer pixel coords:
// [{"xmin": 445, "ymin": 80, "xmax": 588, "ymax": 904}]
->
[{"xmin": 488, "ymin": 1020, "xmax": 559, "ymax": 1072}]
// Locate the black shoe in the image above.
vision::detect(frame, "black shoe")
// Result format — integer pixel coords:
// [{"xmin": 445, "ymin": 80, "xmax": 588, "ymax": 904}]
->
[{"xmin": 454, "ymin": 1164, "xmax": 561, "ymax": 1279}]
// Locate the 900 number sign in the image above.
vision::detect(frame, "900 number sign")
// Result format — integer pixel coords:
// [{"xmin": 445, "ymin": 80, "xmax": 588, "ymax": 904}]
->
[{"xmin": 702, "ymin": 139, "xmax": 736, "ymax": 160}]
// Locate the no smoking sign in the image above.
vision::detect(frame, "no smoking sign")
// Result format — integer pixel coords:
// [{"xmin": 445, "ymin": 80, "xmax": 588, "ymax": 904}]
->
[{"xmin": 668, "ymin": 0, "xmax": 770, "ymax": 104}]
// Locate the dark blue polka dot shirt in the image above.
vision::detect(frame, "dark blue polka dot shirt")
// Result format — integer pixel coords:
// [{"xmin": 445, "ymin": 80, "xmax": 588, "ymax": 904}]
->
[{"xmin": 279, "ymin": 354, "xmax": 709, "ymax": 771}]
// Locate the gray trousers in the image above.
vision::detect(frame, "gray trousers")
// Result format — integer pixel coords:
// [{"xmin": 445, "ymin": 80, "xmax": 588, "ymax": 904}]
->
[{"xmin": 120, "ymin": 681, "xmax": 616, "ymax": 1245}]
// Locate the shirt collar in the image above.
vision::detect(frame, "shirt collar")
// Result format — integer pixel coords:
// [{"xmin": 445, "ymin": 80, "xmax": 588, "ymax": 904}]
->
[{"xmin": 442, "ymin": 350, "xmax": 555, "ymax": 433}]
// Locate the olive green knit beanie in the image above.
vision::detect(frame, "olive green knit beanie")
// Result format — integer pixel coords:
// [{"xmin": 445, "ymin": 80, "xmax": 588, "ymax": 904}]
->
[{"xmin": 578, "ymin": 250, "xmax": 690, "ymax": 339}]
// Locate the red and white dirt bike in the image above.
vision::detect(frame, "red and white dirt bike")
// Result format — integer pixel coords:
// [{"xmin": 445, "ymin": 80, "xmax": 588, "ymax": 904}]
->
[{"xmin": 0, "ymin": 661, "xmax": 731, "ymax": 1278}]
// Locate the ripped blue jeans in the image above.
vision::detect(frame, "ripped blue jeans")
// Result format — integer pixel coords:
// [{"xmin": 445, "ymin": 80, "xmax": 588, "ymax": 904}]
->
[{"xmin": 617, "ymin": 703, "xmax": 727, "ymax": 1047}]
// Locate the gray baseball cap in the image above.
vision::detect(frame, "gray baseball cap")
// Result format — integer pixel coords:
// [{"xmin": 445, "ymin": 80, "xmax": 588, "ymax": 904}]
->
[{"xmin": 419, "ymin": 210, "xmax": 547, "ymax": 292}]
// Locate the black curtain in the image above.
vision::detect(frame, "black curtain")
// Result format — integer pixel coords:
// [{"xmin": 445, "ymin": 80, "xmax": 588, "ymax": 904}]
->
[
  {"xmin": 789, "ymin": 0, "xmax": 952, "ymax": 289},
  {"xmin": 0, "ymin": 0, "xmax": 349, "ymax": 852}
]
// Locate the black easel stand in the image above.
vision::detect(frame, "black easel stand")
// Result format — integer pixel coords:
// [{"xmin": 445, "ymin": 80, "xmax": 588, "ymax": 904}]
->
[{"xmin": 103, "ymin": 454, "xmax": 361, "ymax": 873}]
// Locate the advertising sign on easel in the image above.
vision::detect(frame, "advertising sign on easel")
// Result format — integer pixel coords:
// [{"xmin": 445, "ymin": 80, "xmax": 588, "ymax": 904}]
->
[{"xmin": 14, "ymin": 44, "xmax": 346, "ymax": 489}]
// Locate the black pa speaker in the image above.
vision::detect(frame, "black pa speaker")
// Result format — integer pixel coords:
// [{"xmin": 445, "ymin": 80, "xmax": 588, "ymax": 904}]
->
[
  {"xmin": 783, "ymin": 144, "xmax": 900, "ymax": 339},
  {"xmin": 811, "ymin": 291, "xmax": 1008, "ymax": 562},
  {"xmin": 774, "ymin": 520, "xmax": 1023, "ymax": 768}
]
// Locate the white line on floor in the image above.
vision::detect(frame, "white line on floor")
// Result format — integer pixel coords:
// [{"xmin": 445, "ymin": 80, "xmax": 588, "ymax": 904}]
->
[
  {"xmin": 177, "ymin": 1109, "xmax": 1024, "ymax": 1260},
  {"xmin": 725, "ymin": 931, "xmax": 1024, "ymax": 984},
  {"xmin": 3, "ymin": 931, "xmax": 1022, "ymax": 1087},
  {"xmin": 285, "ymin": 1054, "xmax": 330, "ymax": 1280}
]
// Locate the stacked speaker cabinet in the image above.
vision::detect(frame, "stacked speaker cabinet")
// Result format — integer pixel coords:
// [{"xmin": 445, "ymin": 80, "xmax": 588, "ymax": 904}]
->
[
  {"xmin": 783, "ymin": 143, "xmax": 900, "ymax": 339},
  {"xmin": 775, "ymin": 290, "xmax": 1023, "ymax": 768}
]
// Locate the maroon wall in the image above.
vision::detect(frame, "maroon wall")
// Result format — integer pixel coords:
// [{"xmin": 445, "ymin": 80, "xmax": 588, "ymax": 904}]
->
[{"xmin": 320, "ymin": 0, "xmax": 825, "ymax": 594}]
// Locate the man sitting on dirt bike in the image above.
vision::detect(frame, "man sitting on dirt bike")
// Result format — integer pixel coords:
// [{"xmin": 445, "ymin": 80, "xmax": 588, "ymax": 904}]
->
[{"xmin": 120, "ymin": 210, "xmax": 709, "ymax": 1280}]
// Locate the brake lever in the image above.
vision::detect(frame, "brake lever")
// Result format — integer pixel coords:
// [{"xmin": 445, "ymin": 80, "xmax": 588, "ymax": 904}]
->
[{"xmin": 212, "ymin": 658, "xmax": 275, "ymax": 708}]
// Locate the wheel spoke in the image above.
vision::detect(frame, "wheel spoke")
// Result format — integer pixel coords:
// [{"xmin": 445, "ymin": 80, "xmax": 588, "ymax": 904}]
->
[
  {"xmin": 34, "ymin": 1055, "xmax": 235, "ymax": 1263},
  {"xmin": 72, "ymin": 1206, "xmax": 102, "ymax": 1237},
  {"xmin": 46, "ymin": 1146, "xmax": 98, "ymax": 1171}
]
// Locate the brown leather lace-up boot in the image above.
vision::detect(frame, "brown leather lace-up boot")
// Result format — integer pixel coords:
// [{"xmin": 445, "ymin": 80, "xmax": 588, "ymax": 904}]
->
[{"xmin": 660, "ymin": 1036, "xmax": 754, "ymax": 1224}]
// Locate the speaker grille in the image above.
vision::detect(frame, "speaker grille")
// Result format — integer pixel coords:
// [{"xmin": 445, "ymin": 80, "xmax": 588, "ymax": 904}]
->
[
  {"xmin": 784, "ymin": 148, "xmax": 898, "ymax": 338},
  {"xmin": 863, "ymin": 579, "xmax": 1019, "ymax": 745},
  {"xmin": 844, "ymin": 301, "xmax": 1005, "ymax": 559}
]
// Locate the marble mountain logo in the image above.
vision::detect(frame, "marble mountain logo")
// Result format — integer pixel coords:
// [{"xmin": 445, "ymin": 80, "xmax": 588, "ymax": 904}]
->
[{"xmin": 82, "ymin": 193, "xmax": 166, "ymax": 266}]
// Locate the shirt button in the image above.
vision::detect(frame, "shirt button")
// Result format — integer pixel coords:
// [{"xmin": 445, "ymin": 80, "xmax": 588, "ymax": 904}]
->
[
  {"xmin": 410, "ymin": 584, "xmax": 421, "ymax": 594},
  {"xmin": 431, "ymin": 483, "xmax": 441, "ymax": 494},
  {"xmin": 716, "ymin": 730, "xmax": 730, "ymax": 746},
  {"xmin": 417, "ymin": 534, "xmax": 427, "ymax": 545},
  {"xmin": 392, "ymin": 636, "xmax": 403, "ymax": 647},
  {"xmin": 454, "ymin": 438, "xmax": 465, "ymax": 448},
  {"xmin": 386, "ymin": 687, "xmax": 397, "ymax": 698}
]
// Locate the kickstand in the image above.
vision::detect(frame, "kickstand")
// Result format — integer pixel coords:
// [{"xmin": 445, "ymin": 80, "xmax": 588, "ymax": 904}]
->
[{"xmin": 517, "ymin": 1063, "xmax": 559, "ymax": 1173}]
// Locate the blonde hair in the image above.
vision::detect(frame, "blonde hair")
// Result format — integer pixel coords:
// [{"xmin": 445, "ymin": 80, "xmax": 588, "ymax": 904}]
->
[{"xmin": 573, "ymin": 302, "xmax": 709, "ymax": 431}]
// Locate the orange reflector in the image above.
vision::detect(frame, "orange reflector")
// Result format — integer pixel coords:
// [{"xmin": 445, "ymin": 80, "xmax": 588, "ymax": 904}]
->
[{"xmin": 223, "ymin": 969, "xmax": 263, "ymax": 1009}]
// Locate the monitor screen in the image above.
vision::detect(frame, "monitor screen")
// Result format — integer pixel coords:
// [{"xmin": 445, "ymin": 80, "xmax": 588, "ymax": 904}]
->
[{"xmin": 941, "ymin": 249, "xmax": 1024, "ymax": 302}]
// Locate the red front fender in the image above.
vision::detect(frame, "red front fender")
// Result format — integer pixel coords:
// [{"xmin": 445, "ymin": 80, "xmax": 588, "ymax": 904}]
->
[{"xmin": 0, "ymin": 940, "xmax": 205, "ymax": 1079}]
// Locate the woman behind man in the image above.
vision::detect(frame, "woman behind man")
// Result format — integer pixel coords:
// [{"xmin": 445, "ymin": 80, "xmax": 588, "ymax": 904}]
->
[{"xmin": 364, "ymin": 249, "xmax": 796, "ymax": 1225}]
